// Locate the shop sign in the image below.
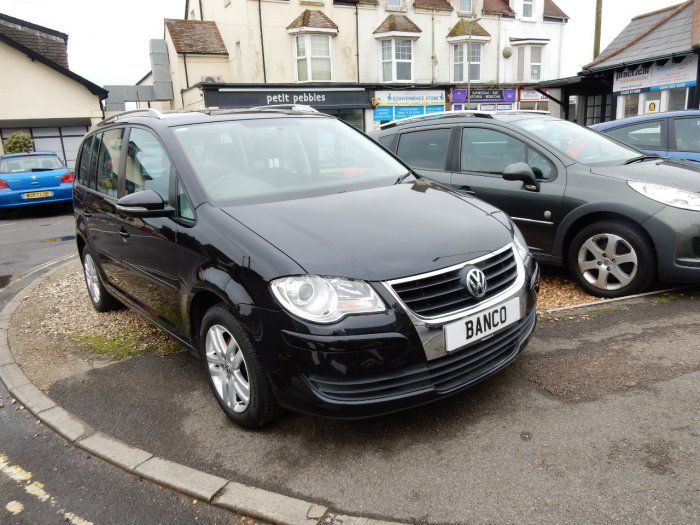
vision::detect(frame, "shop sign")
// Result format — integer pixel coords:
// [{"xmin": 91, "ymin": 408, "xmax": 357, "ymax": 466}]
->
[
  {"xmin": 613, "ymin": 55, "xmax": 698, "ymax": 94},
  {"xmin": 373, "ymin": 90, "xmax": 445, "ymax": 122},
  {"xmin": 204, "ymin": 86, "xmax": 371, "ymax": 109},
  {"xmin": 451, "ymin": 88, "xmax": 516, "ymax": 103},
  {"xmin": 519, "ymin": 89, "xmax": 548, "ymax": 101}
]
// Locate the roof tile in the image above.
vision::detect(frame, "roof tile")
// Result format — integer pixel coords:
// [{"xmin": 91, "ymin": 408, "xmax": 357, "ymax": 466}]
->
[
  {"xmin": 165, "ymin": 19, "xmax": 228, "ymax": 55},
  {"xmin": 287, "ymin": 10, "xmax": 338, "ymax": 31},
  {"xmin": 374, "ymin": 14, "xmax": 422, "ymax": 34},
  {"xmin": 543, "ymin": 0, "xmax": 568, "ymax": 20},
  {"xmin": 447, "ymin": 19, "xmax": 491, "ymax": 39},
  {"xmin": 413, "ymin": 0, "xmax": 453, "ymax": 11},
  {"xmin": 482, "ymin": 0, "xmax": 515, "ymax": 16},
  {"xmin": 0, "ymin": 14, "xmax": 68, "ymax": 68}
]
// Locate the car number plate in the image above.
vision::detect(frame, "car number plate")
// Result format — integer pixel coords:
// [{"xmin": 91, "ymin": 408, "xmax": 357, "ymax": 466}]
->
[
  {"xmin": 23, "ymin": 191, "xmax": 53, "ymax": 199},
  {"xmin": 444, "ymin": 297, "xmax": 521, "ymax": 353}
]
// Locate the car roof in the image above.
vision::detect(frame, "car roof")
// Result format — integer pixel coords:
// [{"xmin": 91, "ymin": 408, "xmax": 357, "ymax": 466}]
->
[
  {"xmin": 591, "ymin": 109, "xmax": 700, "ymax": 130},
  {"xmin": 89, "ymin": 107, "xmax": 333, "ymax": 134},
  {"xmin": 0, "ymin": 151, "xmax": 60, "ymax": 159},
  {"xmin": 370, "ymin": 111, "xmax": 552, "ymax": 135}
]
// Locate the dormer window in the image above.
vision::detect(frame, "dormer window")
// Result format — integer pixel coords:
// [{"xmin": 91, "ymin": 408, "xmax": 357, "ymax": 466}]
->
[
  {"xmin": 523, "ymin": 0, "xmax": 534, "ymax": 18},
  {"xmin": 459, "ymin": 0, "xmax": 473, "ymax": 13}
]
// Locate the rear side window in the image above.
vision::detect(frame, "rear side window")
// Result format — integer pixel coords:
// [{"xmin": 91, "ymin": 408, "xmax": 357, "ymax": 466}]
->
[
  {"xmin": 396, "ymin": 128, "xmax": 451, "ymax": 170},
  {"xmin": 76, "ymin": 135, "xmax": 93, "ymax": 186},
  {"xmin": 95, "ymin": 128, "xmax": 123, "ymax": 198},
  {"xmin": 604, "ymin": 121, "xmax": 664, "ymax": 150},
  {"xmin": 125, "ymin": 128, "xmax": 172, "ymax": 204},
  {"xmin": 461, "ymin": 128, "xmax": 555, "ymax": 180},
  {"xmin": 376, "ymin": 135, "xmax": 394, "ymax": 149},
  {"xmin": 673, "ymin": 117, "xmax": 700, "ymax": 153}
]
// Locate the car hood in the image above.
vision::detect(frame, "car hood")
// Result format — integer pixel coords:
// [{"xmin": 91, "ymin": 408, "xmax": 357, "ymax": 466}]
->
[
  {"xmin": 222, "ymin": 180, "xmax": 515, "ymax": 282},
  {"xmin": 591, "ymin": 159, "xmax": 700, "ymax": 192}
]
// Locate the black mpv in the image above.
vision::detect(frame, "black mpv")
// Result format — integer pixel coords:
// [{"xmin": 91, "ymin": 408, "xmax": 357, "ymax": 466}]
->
[{"xmin": 73, "ymin": 108, "xmax": 538, "ymax": 427}]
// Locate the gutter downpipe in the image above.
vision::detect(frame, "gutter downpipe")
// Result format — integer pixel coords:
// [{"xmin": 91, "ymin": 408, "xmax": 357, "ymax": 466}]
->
[
  {"xmin": 355, "ymin": 3, "xmax": 360, "ymax": 82},
  {"xmin": 182, "ymin": 53, "xmax": 190, "ymax": 109},
  {"xmin": 431, "ymin": 10, "xmax": 436, "ymax": 83},
  {"xmin": 496, "ymin": 15, "xmax": 502, "ymax": 85},
  {"xmin": 258, "ymin": 0, "xmax": 267, "ymax": 83}
]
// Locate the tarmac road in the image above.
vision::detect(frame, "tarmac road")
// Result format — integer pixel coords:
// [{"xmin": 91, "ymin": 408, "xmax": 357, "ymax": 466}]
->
[{"xmin": 0, "ymin": 205, "xmax": 238, "ymax": 525}]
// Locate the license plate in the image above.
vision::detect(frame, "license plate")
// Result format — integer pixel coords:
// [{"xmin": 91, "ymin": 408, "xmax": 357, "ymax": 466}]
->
[
  {"xmin": 22, "ymin": 191, "xmax": 53, "ymax": 199},
  {"xmin": 444, "ymin": 297, "xmax": 521, "ymax": 352}
]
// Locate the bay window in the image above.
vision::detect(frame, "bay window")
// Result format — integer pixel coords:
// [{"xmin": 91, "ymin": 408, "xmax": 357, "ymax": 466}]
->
[
  {"xmin": 453, "ymin": 42, "xmax": 481, "ymax": 82},
  {"xmin": 295, "ymin": 34, "xmax": 332, "ymax": 82},
  {"xmin": 381, "ymin": 39, "xmax": 413, "ymax": 82},
  {"xmin": 516, "ymin": 45, "xmax": 544, "ymax": 82},
  {"xmin": 530, "ymin": 46, "xmax": 542, "ymax": 81}
]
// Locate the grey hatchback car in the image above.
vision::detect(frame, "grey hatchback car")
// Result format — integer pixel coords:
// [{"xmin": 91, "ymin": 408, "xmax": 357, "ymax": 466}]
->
[{"xmin": 371, "ymin": 112, "xmax": 700, "ymax": 298}]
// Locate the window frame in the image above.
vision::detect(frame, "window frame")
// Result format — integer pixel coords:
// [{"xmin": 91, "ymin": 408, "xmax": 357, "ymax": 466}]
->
[
  {"xmin": 380, "ymin": 38, "xmax": 413, "ymax": 83},
  {"xmin": 294, "ymin": 34, "xmax": 333, "ymax": 83},
  {"xmin": 529, "ymin": 46, "xmax": 542, "ymax": 82},
  {"xmin": 457, "ymin": 124, "xmax": 560, "ymax": 182},
  {"xmin": 453, "ymin": 42, "xmax": 481, "ymax": 83},
  {"xmin": 458, "ymin": 0, "xmax": 473, "ymax": 13},
  {"xmin": 124, "ymin": 126, "xmax": 179, "ymax": 207},
  {"xmin": 522, "ymin": 0, "xmax": 535, "ymax": 19},
  {"xmin": 386, "ymin": 0, "xmax": 404, "ymax": 8}
]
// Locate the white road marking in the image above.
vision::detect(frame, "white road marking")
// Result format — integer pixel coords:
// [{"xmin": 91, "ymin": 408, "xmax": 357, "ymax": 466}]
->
[
  {"xmin": 0, "ymin": 453, "xmax": 93, "ymax": 525},
  {"xmin": 0, "ymin": 222, "xmax": 16, "ymax": 228},
  {"xmin": 17, "ymin": 253, "xmax": 76, "ymax": 282}
]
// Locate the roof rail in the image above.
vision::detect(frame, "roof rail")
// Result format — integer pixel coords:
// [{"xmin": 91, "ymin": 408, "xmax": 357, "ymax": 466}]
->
[
  {"xmin": 249, "ymin": 104, "xmax": 320, "ymax": 113},
  {"xmin": 378, "ymin": 110, "xmax": 494, "ymax": 129},
  {"xmin": 96, "ymin": 108, "xmax": 165, "ymax": 127}
]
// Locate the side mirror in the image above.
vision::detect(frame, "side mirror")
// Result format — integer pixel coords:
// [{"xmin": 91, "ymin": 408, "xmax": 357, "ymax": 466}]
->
[
  {"xmin": 116, "ymin": 190, "xmax": 174, "ymax": 218},
  {"xmin": 503, "ymin": 162, "xmax": 541, "ymax": 192}
]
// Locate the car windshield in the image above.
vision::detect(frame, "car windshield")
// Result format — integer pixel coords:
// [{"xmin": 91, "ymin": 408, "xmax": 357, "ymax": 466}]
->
[
  {"xmin": 0, "ymin": 155, "xmax": 63, "ymax": 173},
  {"xmin": 172, "ymin": 116, "xmax": 409, "ymax": 205},
  {"xmin": 514, "ymin": 118, "xmax": 640, "ymax": 166}
]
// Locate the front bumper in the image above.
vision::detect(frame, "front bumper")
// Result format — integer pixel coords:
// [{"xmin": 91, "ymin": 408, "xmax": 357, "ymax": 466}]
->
[
  {"xmin": 254, "ymin": 254, "xmax": 539, "ymax": 419},
  {"xmin": 643, "ymin": 206, "xmax": 700, "ymax": 283},
  {"xmin": 0, "ymin": 184, "xmax": 73, "ymax": 208}
]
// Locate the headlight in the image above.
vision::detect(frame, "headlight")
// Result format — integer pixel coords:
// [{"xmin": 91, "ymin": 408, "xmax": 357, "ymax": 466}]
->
[
  {"xmin": 512, "ymin": 225, "xmax": 531, "ymax": 263},
  {"xmin": 628, "ymin": 181, "xmax": 700, "ymax": 212},
  {"xmin": 271, "ymin": 275, "xmax": 385, "ymax": 323}
]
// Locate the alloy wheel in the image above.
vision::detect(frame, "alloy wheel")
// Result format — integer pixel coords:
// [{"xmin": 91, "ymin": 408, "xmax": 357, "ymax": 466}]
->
[
  {"xmin": 83, "ymin": 254, "xmax": 101, "ymax": 304},
  {"xmin": 205, "ymin": 324, "xmax": 250, "ymax": 413},
  {"xmin": 577, "ymin": 233, "xmax": 638, "ymax": 291}
]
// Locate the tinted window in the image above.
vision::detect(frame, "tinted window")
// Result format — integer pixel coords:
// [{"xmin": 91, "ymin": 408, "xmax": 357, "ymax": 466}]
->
[
  {"xmin": 376, "ymin": 135, "xmax": 394, "ymax": 149},
  {"xmin": 461, "ymin": 128, "xmax": 555, "ymax": 179},
  {"xmin": 87, "ymin": 133, "xmax": 103, "ymax": 190},
  {"xmin": 396, "ymin": 129, "xmax": 451, "ymax": 170},
  {"xmin": 604, "ymin": 121, "xmax": 663, "ymax": 149},
  {"xmin": 95, "ymin": 128, "xmax": 123, "ymax": 197},
  {"xmin": 76, "ymin": 135, "xmax": 93, "ymax": 186},
  {"xmin": 674, "ymin": 117, "xmax": 700, "ymax": 153},
  {"xmin": 178, "ymin": 181, "xmax": 195, "ymax": 221},
  {"xmin": 125, "ymin": 128, "xmax": 172, "ymax": 203}
]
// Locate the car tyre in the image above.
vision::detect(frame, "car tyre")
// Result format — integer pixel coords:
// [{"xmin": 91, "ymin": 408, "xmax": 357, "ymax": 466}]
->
[
  {"xmin": 81, "ymin": 245, "xmax": 122, "ymax": 312},
  {"xmin": 568, "ymin": 220, "xmax": 655, "ymax": 298},
  {"xmin": 199, "ymin": 304, "xmax": 279, "ymax": 428}
]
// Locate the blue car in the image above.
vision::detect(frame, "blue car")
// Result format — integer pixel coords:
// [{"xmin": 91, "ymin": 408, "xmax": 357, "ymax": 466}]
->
[
  {"xmin": 591, "ymin": 110, "xmax": 700, "ymax": 163},
  {"xmin": 0, "ymin": 152, "xmax": 74, "ymax": 214}
]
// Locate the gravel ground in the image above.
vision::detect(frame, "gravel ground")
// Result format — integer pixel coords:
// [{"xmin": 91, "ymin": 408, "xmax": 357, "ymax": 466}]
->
[{"xmin": 538, "ymin": 267, "xmax": 599, "ymax": 310}]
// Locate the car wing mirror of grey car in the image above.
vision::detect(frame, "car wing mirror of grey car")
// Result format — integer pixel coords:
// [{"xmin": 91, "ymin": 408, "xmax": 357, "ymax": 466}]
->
[
  {"xmin": 502, "ymin": 162, "xmax": 541, "ymax": 192},
  {"xmin": 116, "ymin": 189, "xmax": 175, "ymax": 218}
]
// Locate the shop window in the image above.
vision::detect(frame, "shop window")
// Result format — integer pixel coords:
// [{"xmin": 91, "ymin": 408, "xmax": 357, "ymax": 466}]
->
[
  {"xmin": 397, "ymin": 129, "xmax": 451, "ymax": 170},
  {"xmin": 295, "ymin": 34, "xmax": 332, "ymax": 82},
  {"xmin": 605, "ymin": 121, "xmax": 664, "ymax": 150},
  {"xmin": 624, "ymin": 94, "xmax": 639, "ymax": 118},
  {"xmin": 523, "ymin": 0, "xmax": 535, "ymax": 18},
  {"xmin": 585, "ymin": 94, "xmax": 611, "ymax": 126},
  {"xmin": 125, "ymin": 128, "xmax": 172, "ymax": 203},
  {"xmin": 668, "ymin": 88, "xmax": 688, "ymax": 111},
  {"xmin": 519, "ymin": 101, "xmax": 546, "ymax": 111},
  {"xmin": 381, "ymin": 39, "xmax": 412, "ymax": 82},
  {"xmin": 320, "ymin": 108, "xmax": 364, "ymax": 131},
  {"xmin": 453, "ymin": 42, "xmax": 481, "ymax": 83},
  {"xmin": 567, "ymin": 96, "xmax": 578, "ymax": 122},
  {"xmin": 643, "ymin": 93, "xmax": 661, "ymax": 115},
  {"xmin": 674, "ymin": 118, "xmax": 700, "ymax": 153},
  {"xmin": 95, "ymin": 128, "xmax": 123, "ymax": 198}
]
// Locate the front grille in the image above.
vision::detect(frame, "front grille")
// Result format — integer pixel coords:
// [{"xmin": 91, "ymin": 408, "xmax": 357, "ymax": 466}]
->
[
  {"xmin": 306, "ymin": 309, "xmax": 536, "ymax": 404},
  {"xmin": 389, "ymin": 246, "xmax": 518, "ymax": 319}
]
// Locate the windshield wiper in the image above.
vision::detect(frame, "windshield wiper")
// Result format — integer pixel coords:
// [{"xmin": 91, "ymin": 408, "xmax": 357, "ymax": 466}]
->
[
  {"xmin": 623, "ymin": 154, "xmax": 660, "ymax": 165},
  {"xmin": 395, "ymin": 171, "xmax": 418, "ymax": 184}
]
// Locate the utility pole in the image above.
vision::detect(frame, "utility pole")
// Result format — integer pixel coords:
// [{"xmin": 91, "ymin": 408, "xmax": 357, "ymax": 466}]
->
[{"xmin": 593, "ymin": 0, "xmax": 603, "ymax": 58}]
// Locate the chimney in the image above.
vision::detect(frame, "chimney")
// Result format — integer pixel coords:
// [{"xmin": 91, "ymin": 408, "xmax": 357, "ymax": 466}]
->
[{"xmin": 693, "ymin": 0, "xmax": 700, "ymax": 48}]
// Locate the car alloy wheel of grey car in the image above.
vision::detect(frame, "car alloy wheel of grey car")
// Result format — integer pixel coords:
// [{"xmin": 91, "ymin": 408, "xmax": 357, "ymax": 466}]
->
[
  {"xmin": 205, "ymin": 324, "xmax": 250, "ymax": 413},
  {"xmin": 577, "ymin": 233, "xmax": 638, "ymax": 291}
]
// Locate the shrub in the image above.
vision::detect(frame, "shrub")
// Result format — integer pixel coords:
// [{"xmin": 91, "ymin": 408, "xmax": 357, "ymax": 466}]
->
[{"xmin": 3, "ymin": 132, "xmax": 33, "ymax": 154}]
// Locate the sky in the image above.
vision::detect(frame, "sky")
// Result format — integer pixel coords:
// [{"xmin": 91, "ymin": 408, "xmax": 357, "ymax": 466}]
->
[{"xmin": 0, "ymin": 0, "xmax": 687, "ymax": 85}]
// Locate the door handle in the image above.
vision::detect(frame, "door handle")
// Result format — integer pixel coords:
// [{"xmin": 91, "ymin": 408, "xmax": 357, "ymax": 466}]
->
[
  {"xmin": 456, "ymin": 185, "xmax": 475, "ymax": 194},
  {"xmin": 119, "ymin": 228, "xmax": 130, "ymax": 239}
]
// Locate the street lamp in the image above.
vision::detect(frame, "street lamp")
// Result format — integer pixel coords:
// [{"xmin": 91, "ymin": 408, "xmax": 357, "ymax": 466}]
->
[{"xmin": 465, "ymin": 16, "xmax": 481, "ymax": 110}]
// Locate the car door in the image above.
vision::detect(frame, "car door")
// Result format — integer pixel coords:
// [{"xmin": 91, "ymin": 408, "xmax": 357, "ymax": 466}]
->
[
  {"xmin": 602, "ymin": 120, "xmax": 669, "ymax": 158},
  {"xmin": 84, "ymin": 128, "xmax": 125, "ymax": 286},
  {"xmin": 668, "ymin": 116, "xmax": 700, "ymax": 162},
  {"xmin": 450, "ymin": 124, "xmax": 566, "ymax": 255},
  {"xmin": 395, "ymin": 127, "xmax": 453, "ymax": 186},
  {"xmin": 116, "ymin": 126, "xmax": 183, "ymax": 332}
]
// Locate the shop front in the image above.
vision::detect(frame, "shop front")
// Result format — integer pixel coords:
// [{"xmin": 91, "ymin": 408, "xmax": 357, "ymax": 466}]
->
[
  {"xmin": 372, "ymin": 90, "xmax": 446, "ymax": 126},
  {"xmin": 613, "ymin": 55, "xmax": 698, "ymax": 119},
  {"xmin": 450, "ymin": 88, "xmax": 516, "ymax": 112},
  {"xmin": 518, "ymin": 88, "xmax": 549, "ymax": 111},
  {"xmin": 199, "ymin": 84, "xmax": 373, "ymax": 130}
]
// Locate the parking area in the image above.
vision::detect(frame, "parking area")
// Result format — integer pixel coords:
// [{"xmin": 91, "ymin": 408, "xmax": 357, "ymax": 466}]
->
[{"xmin": 7, "ymin": 262, "xmax": 699, "ymax": 524}]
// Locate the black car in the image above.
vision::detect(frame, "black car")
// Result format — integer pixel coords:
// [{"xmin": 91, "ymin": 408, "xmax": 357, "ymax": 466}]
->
[
  {"xmin": 371, "ymin": 112, "xmax": 700, "ymax": 298},
  {"xmin": 73, "ymin": 108, "xmax": 539, "ymax": 428}
]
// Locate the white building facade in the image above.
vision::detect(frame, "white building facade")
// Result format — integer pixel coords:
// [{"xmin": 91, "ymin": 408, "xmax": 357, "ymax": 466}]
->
[{"xmin": 130, "ymin": 0, "xmax": 568, "ymax": 130}]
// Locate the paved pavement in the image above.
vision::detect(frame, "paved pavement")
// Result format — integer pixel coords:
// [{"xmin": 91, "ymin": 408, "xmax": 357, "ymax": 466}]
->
[
  {"xmin": 45, "ymin": 292, "xmax": 700, "ymax": 523},
  {"xmin": 0, "ymin": 206, "xmax": 238, "ymax": 524}
]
